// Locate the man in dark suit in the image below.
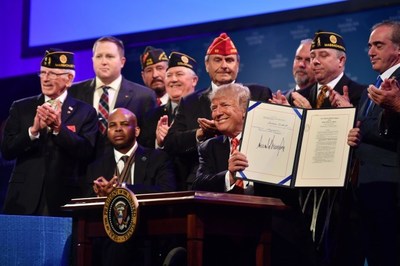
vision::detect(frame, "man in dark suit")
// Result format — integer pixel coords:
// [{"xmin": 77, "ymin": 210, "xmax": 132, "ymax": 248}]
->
[
  {"xmin": 163, "ymin": 33, "xmax": 272, "ymax": 190},
  {"xmin": 288, "ymin": 31, "xmax": 366, "ymax": 109},
  {"xmin": 87, "ymin": 107, "xmax": 177, "ymax": 265},
  {"xmin": 140, "ymin": 51, "xmax": 198, "ymax": 148},
  {"xmin": 1, "ymin": 49, "xmax": 98, "ymax": 216},
  {"xmin": 348, "ymin": 20, "xmax": 400, "ymax": 266},
  {"xmin": 68, "ymin": 36, "xmax": 156, "ymax": 157},
  {"xmin": 140, "ymin": 51, "xmax": 199, "ymax": 190},
  {"xmin": 88, "ymin": 107, "xmax": 177, "ymax": 196},
  {"xmin": 193, "ymin": 83, "xmax": 316, "ymax": 266}
]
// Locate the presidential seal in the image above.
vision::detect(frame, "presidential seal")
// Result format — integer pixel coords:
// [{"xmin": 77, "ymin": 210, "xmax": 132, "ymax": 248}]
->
[{"xmin": 103, "ymin": 187, "xmax": 139, "ymax": 243}]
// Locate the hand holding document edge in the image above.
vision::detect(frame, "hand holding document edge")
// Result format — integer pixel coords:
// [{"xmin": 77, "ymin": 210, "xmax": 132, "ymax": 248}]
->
[{"xmin": 236, "ymin": 101, "xmax": 356, "ymax": 188}]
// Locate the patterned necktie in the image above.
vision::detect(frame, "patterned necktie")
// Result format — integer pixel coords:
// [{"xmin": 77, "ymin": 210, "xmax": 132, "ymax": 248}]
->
[
  {"xmin": 316, "ymin": 85, "xmax": 329, "ymax": 108},
  {"xmin": 98, "ymin": 86, "xmax": 110, "ymax": 135},
  {"xmin": 365, "ymin": 76, "xmax": 383, "ymax": 115},
  {"xmin": 231, "ymin": 138, "xmax": 244, "ymax": 190},
  {"xmin": 119, "ymin": 155, "xmax": 133, "ymax": 184}
]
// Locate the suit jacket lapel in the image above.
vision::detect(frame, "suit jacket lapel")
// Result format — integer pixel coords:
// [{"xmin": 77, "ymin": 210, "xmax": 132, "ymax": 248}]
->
[
  {"xmin": 199, "ymin": 87, "xmax": 212, "ymax": 119},
  {"xmin": 115, "ymin": 78, "xmax": 132, "ymax": 108},
  {"xmin": 61, "ymin": 95, "xmax": 77, "ymax": 124},
  {"xmin": 133, "ymin": 145, "xmax": 147, "ymax": 184}
]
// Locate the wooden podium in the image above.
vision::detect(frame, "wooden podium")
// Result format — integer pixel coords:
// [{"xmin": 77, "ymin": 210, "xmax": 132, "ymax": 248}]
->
[{"xmin": 62, "ymin": 191, "xmax": 287, "ymax": 266}]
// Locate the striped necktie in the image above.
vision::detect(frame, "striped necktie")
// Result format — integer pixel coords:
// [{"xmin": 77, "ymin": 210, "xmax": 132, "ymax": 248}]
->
[{"xmin": 98, "ymin": 86, "xmax": 110, "ymax": 135}]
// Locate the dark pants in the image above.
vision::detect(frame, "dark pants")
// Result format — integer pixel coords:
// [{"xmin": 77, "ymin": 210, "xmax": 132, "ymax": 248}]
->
[{"xmin": 358, "ymin": 182, "xmax": 400, "ymax": 266}]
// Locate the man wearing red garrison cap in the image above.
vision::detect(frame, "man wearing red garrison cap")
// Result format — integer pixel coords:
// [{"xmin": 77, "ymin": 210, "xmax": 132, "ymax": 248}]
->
[
  {"xmin": 163, "ymin": 33, "xmax": 317, "ymax": 265},
  {"xmin": 163, "ymin": 32, "xmax": 272, "ymax": 190}
]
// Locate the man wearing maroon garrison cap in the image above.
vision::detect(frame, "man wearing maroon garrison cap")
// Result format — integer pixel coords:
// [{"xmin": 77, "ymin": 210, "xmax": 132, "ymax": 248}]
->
[{"xmin": 163, "ymin": 32, "xmax": 272, "ymax": 190}]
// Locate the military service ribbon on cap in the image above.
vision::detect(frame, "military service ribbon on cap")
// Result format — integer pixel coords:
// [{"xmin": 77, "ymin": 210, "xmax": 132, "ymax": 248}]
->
[
  {"xmin": 41, "ymin": 49, "xmax": 75, "ymax": 70},
  {"xmin": 311, "ymin": 31, "xmax": 346, "ymax": 52}
]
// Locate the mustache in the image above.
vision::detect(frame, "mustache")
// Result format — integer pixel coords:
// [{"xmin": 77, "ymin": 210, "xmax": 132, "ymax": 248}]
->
[{"xmin": 151, "ymin": 78, "xmax": 164, "ymax": 85}]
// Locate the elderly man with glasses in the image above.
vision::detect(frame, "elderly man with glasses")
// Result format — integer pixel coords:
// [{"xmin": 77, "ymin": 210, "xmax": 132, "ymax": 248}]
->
[{"xmin": 1, "ymin": 49, "xmax": 98, "ymax": 216}]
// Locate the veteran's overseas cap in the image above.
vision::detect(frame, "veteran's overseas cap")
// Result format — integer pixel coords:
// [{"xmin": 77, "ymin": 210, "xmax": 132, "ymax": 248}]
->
[
  {"xmin": 140, "ymin": 46, "xmax": 169, "ymax": 70},
  {"xmin": 311, "ymin": 31, "xmax": 346, "ymax": 52},
  {"xmin": 168, "ymin": 52, "xmax": 197, "ymax": 74},
  {"xmin": 41, "ymin": 49, "xmax": 75, "ymax": 70},
  {"xmin": 206, "ymin": 32, "xmax": 238, "ymax": 56}
]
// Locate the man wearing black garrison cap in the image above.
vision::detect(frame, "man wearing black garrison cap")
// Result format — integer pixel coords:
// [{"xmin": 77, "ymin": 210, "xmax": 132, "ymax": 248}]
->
[
  {"xmin": 140, "ymin": 46, "xmax": 169, "ymax": 106},
  {"xmin": 287, "ymin": 31, "xmax": 367, "ymax": 266},
  {"xmin": 1, "ymin": 49, "xmax": 98, "ymax": 216},
  {"xmin": 289, "ymin": 31, "xmax": 366, "ymax": 109},
  {"xmin": 140, "ymin": 51, "xmax": 198, "ymax": 190}
]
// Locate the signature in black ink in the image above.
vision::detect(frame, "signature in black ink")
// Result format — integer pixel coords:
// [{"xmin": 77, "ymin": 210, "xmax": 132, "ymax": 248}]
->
[{"xmin": 257, "ymin": 135, "xmax": 285, "ymax": 156}]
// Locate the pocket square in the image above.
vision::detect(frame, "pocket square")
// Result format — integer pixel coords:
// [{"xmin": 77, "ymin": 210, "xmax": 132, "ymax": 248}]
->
[{"xmin": 67, "ymin": 125, "xmax": 76, "ymax": 132}]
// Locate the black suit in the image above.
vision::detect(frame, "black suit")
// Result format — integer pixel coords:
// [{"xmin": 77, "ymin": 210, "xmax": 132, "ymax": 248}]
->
[
  {"xmin": 140, "ymin": 100, "xmax": 176, "ymax": 149},
  {"xmin": 163, "ymin": 83, "xmax": 272, "ymax": 189},
  {"xmin": 69, "ymin": 77, "xmax": 157, "ymax": 157},
  {"xmin": 193, "ymin": 135, "xmax": 317, "ymax": 266},
  {"xmin": 87, "ymin": 144, "xmax": 178, "ymax": 266},
  {"xmin": 288, "ymin": 73, "xmax": 367, "ymax": 265},
  {"xmin": 1, "ymin": 94, "xmax": 98, "ymax": 216},
  {"xmin": 86, "ymin": 144, "xmax": 177, "ymax": 195},
  {"xmin": 289, "ymin": 74, "xmax": 366, "ymax": 108},
  {"xmin": 353, "ymin": 67, "xmax": 400, "ymax": 266}
]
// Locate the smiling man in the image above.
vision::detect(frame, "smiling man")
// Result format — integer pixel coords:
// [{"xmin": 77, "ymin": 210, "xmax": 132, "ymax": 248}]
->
[
  {"xmin": 1, "ymin": 49, "xmax": 98, "ymax": 216},
  {"xmin": 163, "ymin": 32, "xmax": 272, "ymax": 190}
]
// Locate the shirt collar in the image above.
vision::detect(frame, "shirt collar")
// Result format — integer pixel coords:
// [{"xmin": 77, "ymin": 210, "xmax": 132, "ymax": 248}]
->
[
  {"xmin": 113, "ymin": 141, "xmax": 138, "ymax": 163},
  {"xmin": 318, "ymin": 72, "xmax": 344, "ymax": 91},
  {"xmin": 95, "ymin": 75, "xmax": 122, "ymax": 91},
  {"xmin": 44, "ymin": 90, "xmax": 67, "ymax": 104},
  {"xmin": 380, "ymin": 63, "xmax": 400, "ymax": 81},
  {"xmin": 211, "ymin": 80, "xmax": 236, "ymax": 91}
]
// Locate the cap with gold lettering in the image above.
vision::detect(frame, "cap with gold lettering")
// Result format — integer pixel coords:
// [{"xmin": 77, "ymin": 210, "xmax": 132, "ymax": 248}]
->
[
  {"xmin": 41, "ymin": 49, "xmax": 75, "ymax": 70},
  {"xmin": 140, "ymin": 46, "xmax": 168, "ymax": 70},
  {"xmin": 206, "ymin": 33, "xmax": 238, "ymax": 55},
  {"xmin": 167, "ymin": 52, "xmax": 197, "ymax": 74},
  {"xmin": 311, "ymin": 31, "xmax": 346, "ymax": 52}
]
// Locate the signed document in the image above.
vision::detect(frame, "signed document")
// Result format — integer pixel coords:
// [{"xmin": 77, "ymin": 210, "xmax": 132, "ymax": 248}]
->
[{"xmin": 237, "ymin": 101, "xmax": 356, "ymax": 188}]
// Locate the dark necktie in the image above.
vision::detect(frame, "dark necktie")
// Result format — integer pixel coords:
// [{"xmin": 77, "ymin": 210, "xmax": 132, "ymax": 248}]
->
[
  {"xmin": 98, "ymin": 86, "xmax": 110, "ymax": 135},
  {"xmin": 316, "ymin": 85, "xmax": 329, "ymax": 108},
  {"xmin": 365, "ymin": 76, "xmax": 383, "ymax": 115},
  {"xmin": 231, "ymin": 138, "xmax": 244, "ymax": 191},
  {"xmin": 119, "ymin": 155, "xmax": 132, "ymax": 184}
]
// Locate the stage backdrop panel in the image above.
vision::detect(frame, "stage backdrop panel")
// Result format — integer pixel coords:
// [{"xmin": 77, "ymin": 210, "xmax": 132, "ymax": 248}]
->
[{"xmin": 0, "ymin": 215, "xmax": 72, "ymax": 266}]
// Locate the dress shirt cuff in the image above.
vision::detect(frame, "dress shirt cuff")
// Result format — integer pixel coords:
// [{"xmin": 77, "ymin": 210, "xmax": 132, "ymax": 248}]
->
[
  {"xmin": 225, "ymin": 171, "xmax": 235, "ymax": 192},
  {"xmin": 28, "ymin": 127, "xmax": 40, "ymax": 140}
]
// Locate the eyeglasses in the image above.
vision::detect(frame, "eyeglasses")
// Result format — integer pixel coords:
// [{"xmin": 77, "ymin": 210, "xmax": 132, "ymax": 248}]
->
[{"xmin": 38, "ymin": 71, "xmax": 69, "ymax": 79}]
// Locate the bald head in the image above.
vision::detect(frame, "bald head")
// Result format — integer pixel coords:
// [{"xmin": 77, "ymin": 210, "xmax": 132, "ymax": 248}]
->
[{"xmin": 107, "ymin": 108, "xmax": 140, "ymax": 153}]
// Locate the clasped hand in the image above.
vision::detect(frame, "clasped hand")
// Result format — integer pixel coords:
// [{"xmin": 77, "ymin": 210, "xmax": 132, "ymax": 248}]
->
[
  {"xmin": 93, "ymin": 176, "xmax": 119, "ymax": 197},
  {"xmin": 32, "ymin": 101, "xmax": 62, "ymax": 134}
]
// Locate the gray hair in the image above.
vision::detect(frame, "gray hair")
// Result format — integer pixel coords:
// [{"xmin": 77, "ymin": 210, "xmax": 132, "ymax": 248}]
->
[{"xmin": 209, "ymin": 83, "xmax": 250, "ymax": 112}]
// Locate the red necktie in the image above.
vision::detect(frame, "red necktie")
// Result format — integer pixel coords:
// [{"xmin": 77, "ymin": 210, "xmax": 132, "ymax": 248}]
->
[
  {"xmin": 231, "ymin": 138, "xmax": 244, "ymax": 190},
  {"xmin": 156, "ymin": 97, "xmax": 162, "ymax": 106}
]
